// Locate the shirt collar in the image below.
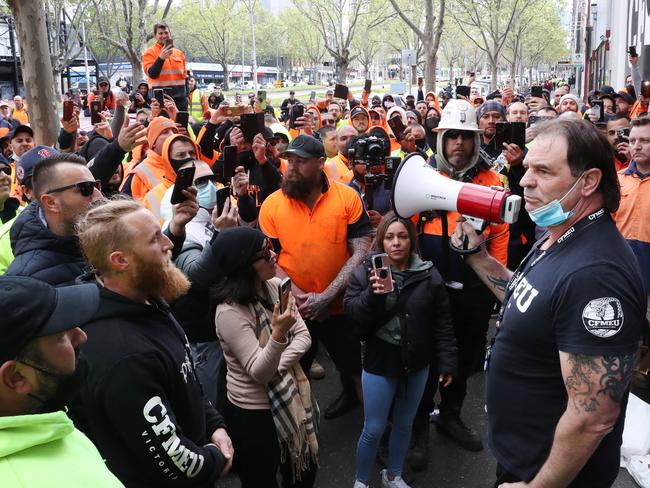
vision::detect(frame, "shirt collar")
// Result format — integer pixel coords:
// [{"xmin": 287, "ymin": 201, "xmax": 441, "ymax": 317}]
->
[{"xmin": 624, "ymin": 160, "xmax": 650, "ymax": 179}]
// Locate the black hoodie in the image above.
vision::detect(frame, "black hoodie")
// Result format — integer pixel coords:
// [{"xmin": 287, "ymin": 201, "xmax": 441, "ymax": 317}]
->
[{"xmin": 77, "ymin": 284, "xmax": 227, "ymax": 488}]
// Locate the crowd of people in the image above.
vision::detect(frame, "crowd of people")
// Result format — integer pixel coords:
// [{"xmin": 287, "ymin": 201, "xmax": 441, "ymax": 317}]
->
[{"xmin": 0, "ymin": 19, "xmax": 649, "ymax": 488}]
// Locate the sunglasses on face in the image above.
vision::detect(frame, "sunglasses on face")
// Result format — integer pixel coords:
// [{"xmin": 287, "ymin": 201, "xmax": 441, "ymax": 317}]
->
[
  {"xmin": 0, "ymin": 165, "xmax": 11, "ymax": 176},
  {"xmin": 321, "ymin": 119, "xmax": 335, "ymax": 125},
  {"xmin": 251, "ymin": 239, "xmax": 274, "ymax": 263},
  {"xmin": 194, "ymin": 174, "xmax": 218, "ymax": 188},
  {"xmin": 445, "ymin": 130, "xmax": 474, "ymax": 140},
  {"xmin": 47, "ymin": 180, "xmax": 101, "ymax": 197}
]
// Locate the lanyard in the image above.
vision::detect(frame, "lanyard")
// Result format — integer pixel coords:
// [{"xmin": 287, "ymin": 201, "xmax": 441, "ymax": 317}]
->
[{"xmin": 498, "ymin": 208, "xmax": 606, "ymax": 324}]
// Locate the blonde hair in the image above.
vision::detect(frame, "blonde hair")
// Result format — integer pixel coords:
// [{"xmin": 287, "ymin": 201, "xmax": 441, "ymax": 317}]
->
[{"xmin": 76, "ymin": 196, "xmax": 143, "ymax": 275}]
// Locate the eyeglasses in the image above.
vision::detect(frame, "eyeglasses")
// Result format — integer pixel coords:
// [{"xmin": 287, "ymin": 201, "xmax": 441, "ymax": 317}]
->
[
  {"xmin": 321, "ymin": 119, "xmax": 335, "ymax": 126},
  {"xmin": 46, "ymin": 180, "xmax": 101, "ymax": 197},
  {"xmin": 0, "ymin": 165, "xmax": 11, "ymax": 176},
  {"xmin": 251, "ymin": 239, "xmax": 274, "ymax": 263},
  {"xmin": 194, "ymin": 175, "xmax": 218, "ymax": 188},
  {"xmin": 445, "ymin": 130, "xmax": 475, "ymax": 140}
]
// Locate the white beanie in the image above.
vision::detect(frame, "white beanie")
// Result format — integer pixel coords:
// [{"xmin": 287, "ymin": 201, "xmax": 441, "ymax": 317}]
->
[{"xmin": 559, "ymin": 93, "xmax": 581, "ymax": 107}]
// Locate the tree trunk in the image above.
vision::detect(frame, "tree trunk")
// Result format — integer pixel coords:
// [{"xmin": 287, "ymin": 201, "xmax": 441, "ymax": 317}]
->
[
  {"xmin": 8, "ymin": 0, "xmax": 59, "ymax": 146},
  {"xmin": 490, "ymin": 61, "xmax": 498, "ymax": 90},
  {"xmin": 222, "ymin": 63, "xmax": 230, "ymax": 90},
  {"xmin": 337, "ymin": 58, "xmax": 349, "ymax": 83},
  {"xmin": 130, "ymin": 54, "xmax": 145, "ymax": 88},
  {"xmin": 425, "ymin": 49, "xmax": 436, "ymax": 93},
  {"xmin": 448, "ymin": 63, "xmax": 453, "ymax": 84}
]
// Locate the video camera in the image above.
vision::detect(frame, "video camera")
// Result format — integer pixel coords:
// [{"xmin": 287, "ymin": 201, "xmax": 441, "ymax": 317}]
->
[{"xmin": 347, "ymin": 134, "xmax": 400, "ymax": 211}]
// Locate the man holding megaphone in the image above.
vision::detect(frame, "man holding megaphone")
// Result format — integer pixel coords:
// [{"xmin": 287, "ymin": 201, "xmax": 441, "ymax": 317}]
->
[
  {"xmin": 451, "ymin": 118, "xmax": 646, "ymax": 488},
  {"xmin": 392, "ymin": 99, "xmax": 511, "ymax": 457}
]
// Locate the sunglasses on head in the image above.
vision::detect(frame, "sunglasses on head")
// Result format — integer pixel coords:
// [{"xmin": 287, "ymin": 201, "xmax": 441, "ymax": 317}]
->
[
  {"xmin": 194, "ymin": 174, "xmax": 218, "ymax": 188},
  {"xmin": 445, "ymin": 130, "xmax": 474, "ymax": 140},
  {"xmin": 47, "ymin": 180, "xmax": 101, "ymax": 197},
  {"xmin": 251, "ymin": 239, "xmax": 274, "ymax": 263}
]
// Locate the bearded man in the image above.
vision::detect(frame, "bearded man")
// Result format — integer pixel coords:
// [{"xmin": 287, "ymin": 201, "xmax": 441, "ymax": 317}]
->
[
  {"xmin": 259, "ymin": 134, "xmax": 373, "ymax": 420},
  {"xmin": 73, "ymin": 197, "xmax": 234, "ymax": 488}
]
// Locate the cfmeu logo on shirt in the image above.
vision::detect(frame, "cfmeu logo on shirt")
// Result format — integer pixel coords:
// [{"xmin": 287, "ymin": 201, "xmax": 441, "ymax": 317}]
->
[{"xmin": 582, "ymin": 297, "xmax": 624, "ymax": 338}]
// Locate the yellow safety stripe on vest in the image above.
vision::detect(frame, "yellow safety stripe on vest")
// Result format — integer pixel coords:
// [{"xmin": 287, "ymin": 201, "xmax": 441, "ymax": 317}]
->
[
  {"xmin": 133, "ymin": 163, "xmax": 161, "ymax": 191},
  {"xmin": 149, "ymin": 79, "xmax": 186, "ymax": 87},
  {"xmin": 159, "ymin": 69, "xmax": 185, "ymax": 75},
  {"xmin": 144, "ymin": 191, "xmax": 163, "ymax": 224}
]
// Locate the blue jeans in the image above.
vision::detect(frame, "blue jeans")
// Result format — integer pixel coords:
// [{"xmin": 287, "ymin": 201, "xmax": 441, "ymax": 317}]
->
[{"xmin": 355, "ymin": 366, "xmax": 430, "ymax": 483}]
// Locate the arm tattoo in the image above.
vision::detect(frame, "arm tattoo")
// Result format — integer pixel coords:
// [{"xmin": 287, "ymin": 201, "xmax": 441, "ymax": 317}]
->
[
  {"xmin": 487, "ymin": 274, "xmax": 508, "ymax": 292},
  {"xmin": 321, "ymin": 236, "xmax": 371, "ymax": 301},
  {"xmin": 565, "ymin": 352, "xmax": 639, "ymax": 413}
]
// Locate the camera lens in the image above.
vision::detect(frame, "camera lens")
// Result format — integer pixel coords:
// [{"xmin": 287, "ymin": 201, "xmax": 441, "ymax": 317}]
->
[{"xmin": 379, "ymin": 269, "xmax": 388, "ymax": 278}]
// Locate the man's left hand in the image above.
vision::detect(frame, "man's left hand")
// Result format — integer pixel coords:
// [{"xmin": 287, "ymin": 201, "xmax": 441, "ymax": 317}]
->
[
  {"xmin": 502, "ymin": 143, "xmax": 523, "ymax": 166},
  {"xmin": 169, "ymin": 187, "xmax": 199, "ymax": 236},
  {"xmin": 297, "ymin": 292, "xmax": 330, "ymax": 321}
]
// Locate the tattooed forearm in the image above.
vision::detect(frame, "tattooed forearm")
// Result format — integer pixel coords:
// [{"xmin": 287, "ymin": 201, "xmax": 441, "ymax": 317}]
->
[
  {"xmin": 487, "ymin": 274, "xmax": 508, "ymax": 292},
  {"xmin": 321, "ymin": 235, "xmax": 371, "ymax": 302},
  {"xmin": 565, "ymin": 352, "xmax": 639, "ymax": 413}
]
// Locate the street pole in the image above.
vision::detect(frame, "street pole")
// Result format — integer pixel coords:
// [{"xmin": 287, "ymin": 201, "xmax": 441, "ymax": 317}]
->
[
  {"xmin": 247, "ymin": 0, "xmax": 258, "ymax": 92},
  {"xmin": 82, "ymin": 21, "xmax": 90, "ymax": 93}
]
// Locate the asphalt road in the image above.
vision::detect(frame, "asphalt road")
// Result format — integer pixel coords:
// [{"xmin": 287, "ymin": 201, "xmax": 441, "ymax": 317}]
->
[{"xmin": 216, "ymin": 351, "xmax": 639, "ymax": 488}]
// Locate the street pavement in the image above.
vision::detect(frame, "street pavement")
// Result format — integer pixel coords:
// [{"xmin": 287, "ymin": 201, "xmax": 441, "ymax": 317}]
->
[{"xmin": 216, "ymin": 351, "xmax": 639, "ymax": 488}]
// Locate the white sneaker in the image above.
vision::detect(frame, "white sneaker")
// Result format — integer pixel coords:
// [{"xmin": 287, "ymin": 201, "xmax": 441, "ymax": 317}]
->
[
  {"xmin": 354, "ymin": 481, "xmax": 370, "ymax": 488},
  {"xmin": 380, "ymin": 469, "xmax": 412, "ymax": 488}
]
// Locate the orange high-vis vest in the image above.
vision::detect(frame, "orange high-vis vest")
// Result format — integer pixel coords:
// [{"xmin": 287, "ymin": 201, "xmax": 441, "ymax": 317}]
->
[
  {"xmin": 142, "ymin": 43, "xmax": 187, "ymax": 89},
  {"xmin": 324, "ymin": 154, "xmax": 353, "ymax": 184}
]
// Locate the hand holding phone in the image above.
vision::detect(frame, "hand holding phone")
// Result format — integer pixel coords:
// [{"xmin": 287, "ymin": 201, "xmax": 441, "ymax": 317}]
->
[
  {"xmin": 364, "ymin": 80, "xmax": 372, "ymax": 93},
  {"xmin": 90, "ymin": 101, "xmax": 102, "ymax": 125},
  {"xmin": 279, "ymin": 277, "xmax": 292, "ymax": 314},
  {"xmin": 371, "ymin": 254, "xmax": 393, "ymax": 294},
  {"xmin": 388, "ymin": 116, "xmax": 407, "ymax": 141},
  {"xmin": 171, "ymin": 165, "xmax": 196, "ymax": 205}
]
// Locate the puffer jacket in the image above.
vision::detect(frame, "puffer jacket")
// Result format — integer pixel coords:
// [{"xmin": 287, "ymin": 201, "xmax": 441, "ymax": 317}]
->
[
  {"xmin": 345, "ymin": 252, "xmax": 457, "ymax": 377},
  {"xmin": 5, "ymin": 202, "xmax": 87, "ymax": 285}
]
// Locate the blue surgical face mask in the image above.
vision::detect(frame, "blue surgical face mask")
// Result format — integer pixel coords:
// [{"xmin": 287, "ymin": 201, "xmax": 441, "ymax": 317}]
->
[
  {"xmin": 196, "ymin": 181, "xmax": 217, "ymax": 209},
  {"xmin": 528, "ymin": 173, "xmax": 584, "ymax": 227}
]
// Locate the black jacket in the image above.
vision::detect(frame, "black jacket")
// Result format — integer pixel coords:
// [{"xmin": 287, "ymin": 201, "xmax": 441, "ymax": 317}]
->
[
  {"xmin": 78, "ymin": 284, "xmax": 227, "ymax": 488},
  {"xmin": 5, "ymin": 202, "xmax": 87, "ymax": 286},
  {"xmin": 344, "ymin": 254, "xmax": 457, "ymax": 377}
]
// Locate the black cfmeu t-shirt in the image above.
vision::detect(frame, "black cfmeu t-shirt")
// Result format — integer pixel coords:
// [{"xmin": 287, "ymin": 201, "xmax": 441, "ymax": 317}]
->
[{"xmin": 487, "ymin": 212, "xmax": 647, "ymax": 487}]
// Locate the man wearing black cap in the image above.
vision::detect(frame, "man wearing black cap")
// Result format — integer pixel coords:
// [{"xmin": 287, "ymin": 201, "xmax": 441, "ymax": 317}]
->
[
  {"xmin": 75, "ymin": 198, "xmax": 233, "ymax": 487},
  {"xmin": 259, "ymin": 134, "xmax": 373, "ymax": 419},
  {"xmin": 6, "ymin": 153, "xmax": 102, "ymax": 286},
  {"xmin": 281, "ymin": 90, "xmax": 297, "ymax": 121},
  {"xmin": 614, "ymin": 91, "xmax": 635, "ymax": 117},
  {"xmin": 0, "ymin": 276, "xmax": 124, "ymax": 487}
]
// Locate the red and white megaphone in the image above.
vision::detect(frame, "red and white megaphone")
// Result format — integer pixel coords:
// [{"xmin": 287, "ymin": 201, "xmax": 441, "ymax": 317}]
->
[{"xmin": 391, "ymin": 153, "xmax": 521, "ymax": 224}]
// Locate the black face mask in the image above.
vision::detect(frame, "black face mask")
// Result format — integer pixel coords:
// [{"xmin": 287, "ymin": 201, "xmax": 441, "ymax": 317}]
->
[
  {"xmin": 170, "ymin": 156, "xmax": 194, "ymax": 174},
  {"xmin": 21, "ymin": 353, "xmax": 88, "ymax": 413},
  {"xmin": 425, "ymin": 117, "xmax": 440, "ymax": 131}
]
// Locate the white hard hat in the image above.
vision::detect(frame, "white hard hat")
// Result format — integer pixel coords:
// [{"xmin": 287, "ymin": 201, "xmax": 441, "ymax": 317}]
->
[{"xmin": 435, "ymin": 99, "xmax": 482, "ymax": 133}]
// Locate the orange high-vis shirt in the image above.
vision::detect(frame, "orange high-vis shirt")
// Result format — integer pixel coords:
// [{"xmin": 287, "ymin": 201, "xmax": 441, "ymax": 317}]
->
[{"xmin": 259, "ymin": 176, "xmax": 371, "ymax": 314}]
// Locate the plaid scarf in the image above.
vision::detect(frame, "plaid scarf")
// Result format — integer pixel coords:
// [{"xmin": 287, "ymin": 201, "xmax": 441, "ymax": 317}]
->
[{"xmin": 250, "ymin": 291, "xmax": 319, "ymax": 480}]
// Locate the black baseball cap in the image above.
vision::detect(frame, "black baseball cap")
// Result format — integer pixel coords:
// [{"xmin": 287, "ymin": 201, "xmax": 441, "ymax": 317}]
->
[
  {"xmin": 0, "ymin": 276, "xmax": 100, "ymax": 363},
  {"xmin": 614, "ymin": 91, "xmax": 635, "ymax": 105},
  {"xmin": 279, "ymin": 134, "xmax": 325, "ymax": 159},
  {"xmin": 10, "ymin": 125, "xmax": 34, "ymax": 141}
]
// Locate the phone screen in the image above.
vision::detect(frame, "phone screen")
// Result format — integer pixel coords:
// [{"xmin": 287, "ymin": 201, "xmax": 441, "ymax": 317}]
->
[
  {"xmin": 388, "ymin": 116, "xmax": 406, "ymax": 141},
  {"xmin": 176, "ymin": 111, "xmax": 189, "ymax": 128},
  {"xmin": 90, "ymin": 101, "xmax": 102, "ymax": 125},
  {"xmin": 531, "ymin": 86, "xmax": 543, "ymax": 98},
  {"xmin": 591, "ymin": 100, "xmax": 604, "ymax": 122},
  {"xmin": 240, "ymin": 112, "xmax": 265, "ymax": 143},
  {"xmin": 222, "ymin": 145, "xmax": 238, "ymax": 181},
  {"xmin": 63, "ymin": 101, "xmax": 74, "ymax": 122},
  {"xmin": 257, "ymin": 90, "xmax": 267, "ymax": 109},
  {"xmin": 279, "ymin": 278, "xmax": 291, "ymax": 313},
  {"xmin": 154, "ymin": 89, "xmax": 164, "ymax": 107},
  {"xmin": 170, "ymin": 165, "xmax": 196, "ymax": 205},
  {"xmin": 334, "ymin": 83, "xmax": 349, "ymax": 100},
  {"xmin": 290, "ymin": 104, "xmax": 304, "ymax": 129},
  {"xmin": 510, "ymin": 122, "xmax": 526, "ymax": 149},
  {"xmin": 641, "ymin": 80, "xmax": 650, "ymax": 99},
  {"xmin": 493, "ymin": 122, "xmax": 511, "ymax": 149},
  {"xmin": 216, "ymin": 186, "xmax": 231, "ymax": 216}
]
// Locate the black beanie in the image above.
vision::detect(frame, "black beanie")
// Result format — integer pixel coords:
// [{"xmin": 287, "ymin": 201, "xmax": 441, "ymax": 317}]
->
[{"xmin": 211, "ymin": 227, "xmax": 266, "ymax": 276}]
